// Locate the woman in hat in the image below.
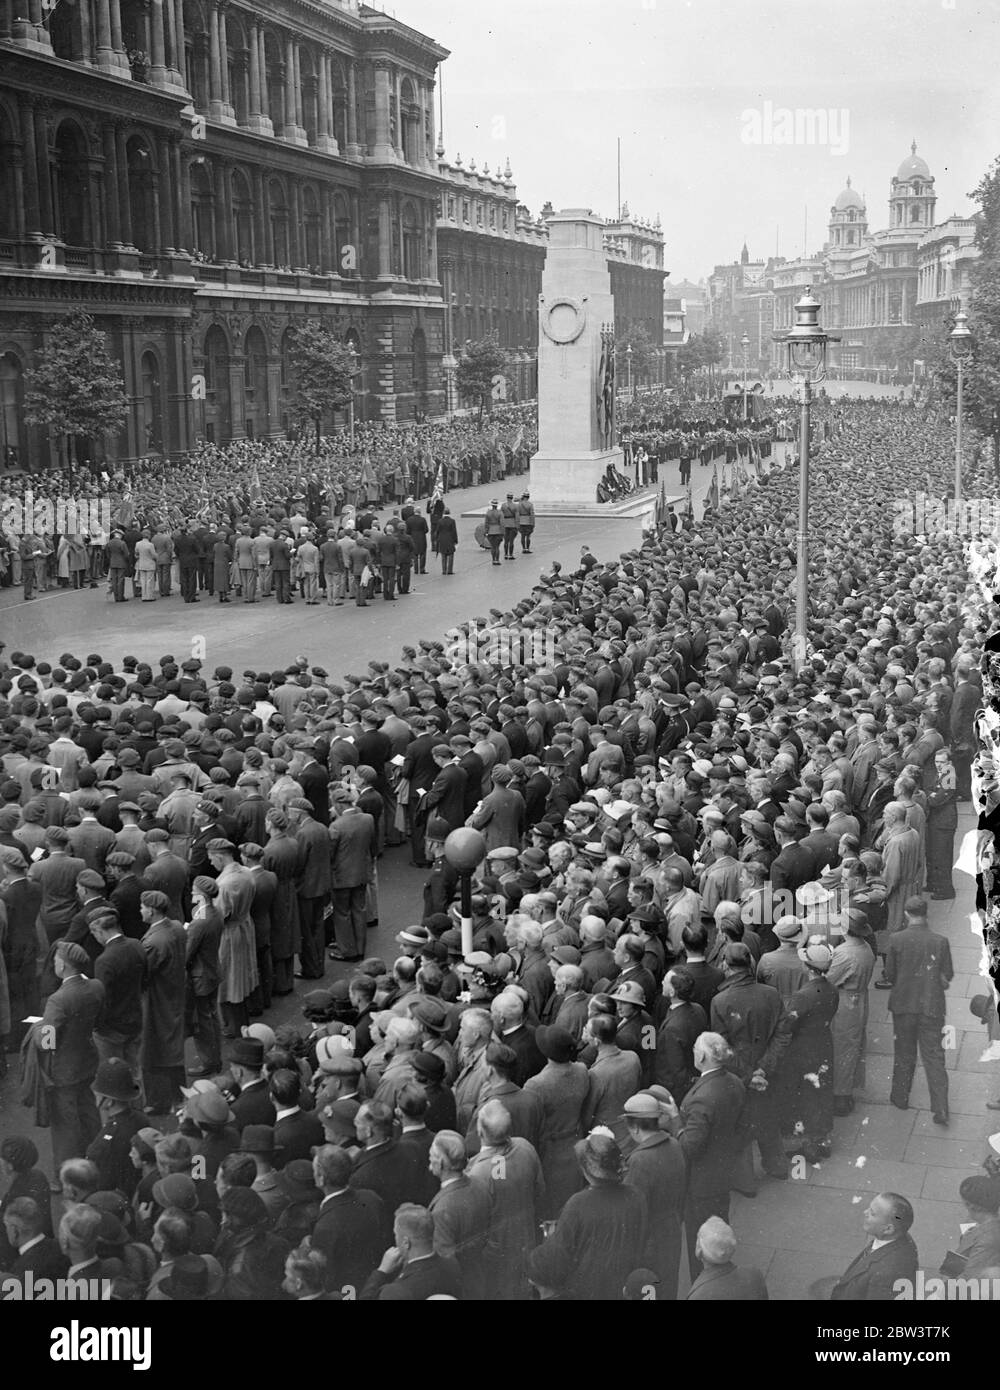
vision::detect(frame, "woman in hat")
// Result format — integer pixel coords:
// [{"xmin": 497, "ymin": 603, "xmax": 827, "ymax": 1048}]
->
[
  {"xmin": 537, "ymin": 1131, "xmax": 646, "ymax": 1300},
  {"xmin": 827, "ymin": 913, "xmax": 876, "ymax": 1117},
  {"xmin": 0, "ymin": 1136, "xmax": 53, "ymax": 1264},
  {"xmin": 524, "ymin": 1025, "xmax": 588, "ymax": 1217}
]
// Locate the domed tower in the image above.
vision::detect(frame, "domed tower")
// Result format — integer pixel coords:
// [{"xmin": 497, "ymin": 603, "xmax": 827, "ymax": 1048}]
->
[
  {"xmin": 828, "ymin": 177, "xmax": 867, "ymax": 248},
  {"xmin": 890, "ymin": 142, "xmax": 936, "ymax": 230}
]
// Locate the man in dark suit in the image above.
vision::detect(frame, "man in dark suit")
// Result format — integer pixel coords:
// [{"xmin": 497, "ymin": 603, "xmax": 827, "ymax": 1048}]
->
[
  {"xmin": 404, "ymin": 509, "xmax": 428, "ymax": 574},
  {"xmin": 270, "ymin": 533, "xmax": 293, "ymax": 604},
  {"xmin": 350, "ymin": 1102, "xmax": 430, "ymax": 1241},
  {"xmin": 393, "ymin": 1084, "xmax": 439, "ymax": 1208},
  {"xmin": 1, "ymin": 849, "xmax": 44, "ymax": 1046},
  {"xmin": 827, "ymin": 1192, "xmax": 920, "ymax": 1300},
  {"xmin": 949, "ymin": 664, "xmax": 978, "ymax": 800},
  {"xmin": 885, "ymin": 896, "xmax": 953, "ymax": 1124},
  {"xmin": 2, "ymin": 1198, "xmax": 69, "ymax": 1280},
  {"xmin": 288, "ymin": 799, "xmax": 331, "ymax": 980},
  {"xmin": 91, "ymin": 912, "xmax": 146, "ymax": 1078},
  {"xmin": 270, "ymin": 1069, "xmax": 325, "ymax": 1167},
  {"xmin": 328, "ymin": 800, "xmax": 376, "ymax": 962},
  {"xmin": 229, "ymin": 1039, "xmax": 277, "ymax": 1130},
  {"xmin": 40, "ymin": 941, "xmax": 106, "ymax": 1167},
  {"xmin": 311, "ymin": 1145, "xmax": 384, "ymax": 1295},
  {"xmin": 360, "ymin": 1203, "xmax": 462, "ymax": 1300},
  {"xmin": 655, "ymin": 968, "xmax": 708, "ymax": 1102},
  {"xmin": 769, "ymin": 816, "xmax": 817, "ymax": 896},
  {"xmin": 106, "ymin": 853, "xmax": 145, "ymax": 938},
  {"xmin": 422, "ymin": 746, "xmax": 468, "ymax": 833},
  {"xmin": 295, "ymin": 748, "xmax": 330, "ymax": 828},
  {"xmin": 678, "ymin": 1031, "xmax": 747, "ymax": 1279},
  {"xmin": 174, "ymin": 526, "xmax": 201, "ymax": 604}
]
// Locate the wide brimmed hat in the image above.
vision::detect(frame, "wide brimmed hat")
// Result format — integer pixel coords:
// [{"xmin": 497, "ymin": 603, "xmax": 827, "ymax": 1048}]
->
[{"xmin": 575, "ymin": 1132, "xmax": 625, "ymax": 1185}]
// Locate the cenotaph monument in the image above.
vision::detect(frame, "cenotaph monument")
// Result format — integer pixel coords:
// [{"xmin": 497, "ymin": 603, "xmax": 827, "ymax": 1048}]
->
[{"xmin": 529, "ymin": 209, "xmax": 627, "ymax": 509}]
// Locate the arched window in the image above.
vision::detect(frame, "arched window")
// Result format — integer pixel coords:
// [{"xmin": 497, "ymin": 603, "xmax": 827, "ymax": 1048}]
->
[
  {"xmin": 243, "ymin": 326, "xmax": 269, "ymax": 438},
  {"xmin": 190, "ymin": 161, "xmax": 215, "ymax": 258},
  {"xmin": 333, "ymin": 192, "xmax": 352, "ymax": 275},
  {"xmin": 127, "ymin": 135, "xmax": 157, "ymax": 252},
  {"xmin": 49, "ymin": 2, "xmax": 75, "ymax": 59},
  {"xmin": 0, "ymin": 352, "xmax": 25, "ymax": 468},
  {"xmin": 139, "ymin": 350, "xmax": 163, "ymax": 453},
  {"xmin": 121, "ymin": 0, "xmax": 151, "ymax": 78},
  {"xmin": 269, "ymin": 178, "xmax": 289, "ymax": 268},
  {"xmin": 411, "ymin": 327, "xmax": 427, "ymax": 418},
  {"xmin": 302, "ymin": 186, "xmax": 320, "ymax": 270},
  {"xmin": 910, "ymin": 204, "xmax": 921, "ymax": 223},
  {"xmin": 299, "ymin": 49, "xmax": 318, "ymax": 145},
  {"xmin": 400, "ymin": 77, "xmax": 421, "ymax": 164},
  {"xmin": 232, "ymin": 168, "xmax": 254, "ymax": 264},
  {"xmin": 54, "ymin": 123, "xmax": 90, "ymax": 248},
  {"xmin": 402, "ymin": 201, "xmax": 422, "ymax": 280},
  {"xmin": 203, "ymin": 325, "xmax": 231, "ymax": 442},
  {"xmin": 184, "ymin": 0, "xmax": 210, "ymax": 111}
]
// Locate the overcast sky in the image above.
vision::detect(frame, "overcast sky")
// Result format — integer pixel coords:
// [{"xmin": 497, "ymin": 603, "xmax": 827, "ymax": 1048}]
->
[{"xmin": 394, "ymin": 0, "xmax": 1000, "ymax": 284}]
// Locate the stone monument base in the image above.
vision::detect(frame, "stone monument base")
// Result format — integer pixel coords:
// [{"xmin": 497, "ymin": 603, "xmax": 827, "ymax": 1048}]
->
[{"xmin": 528, "ymin": 446, "xmax": 626, "ymax": 511}]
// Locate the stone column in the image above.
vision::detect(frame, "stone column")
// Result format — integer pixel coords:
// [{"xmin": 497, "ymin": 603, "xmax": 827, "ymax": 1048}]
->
[
  {"xmin": 293, "ymin": 45, "xmax": 304, "ymax": 131},
  {"xmin": 289, "ymin": 180, "xmax": 302, "ymax": 268},
  {"xmin": 393, "ymin": 67, "xmax": 404, "ymax": 158},
  {"xmin": 377, "ymin": 191, "xmax": 392, "ymax": 277},
  {"xmin": 172, "ymin": 137, "xmax": 190, "ymax": 251},
  {"xmin": 95, "ymin": 0, "xmax": 114, "ymax": 67},
  {"xmin": 100, "ymin": 125, "xmax": 120, "ymax": 245},
  {"xmin": 218, "ymin": 1, "xmax": 234, "ymax": 117},
  {"xmin": 115, "ymin": 121, "xmax": 133, "ymax": 246},
  {"xmin": 34, "ymin": 100, "xmax": 54, "ymax": 236},
  {"xmin": 149, "ymin": 0, "xmax": 167, "ymax": 85},
  {"xmin": 208, "ymin": 3, "xmax": 223, "ymax": 116},
  {"xmin": 319, "ymin": 187, "xmax": 332, "ymax": 272},
  {"xmin": 109, "ymin": 0, "xmax": 125, "ymax": 65},
  {"xmin": 346, "ymin": 62, "xmax": 360, "ymax": 154},
  {"xmin": 316, "ymin": 49, "xmax": 329, "ymax": 143},
  {"xmin": 173, "ymin": 0, "xmax": 187, "ymax": 86},
  {"xmin": 371, "ymin": 62, "xmax": 394, "ymax": 160},
  {"xmin": 251, "ymin": 166, "xmax": 265, "ymax": 264},
  {"xmin": 283, "ymin": 38, "xmax": 297, "ymax": 136},
  {"xmin": 20, "ymin": 97, "xmax": 41, "ymax": 234},
  {"xmin": 11, "ymin": 149, "xmax": 26, "ymax": 241},
  {"xmin": 215, "ymin": 158, "xmax": 234, "ymax": 263},
  {"xmin": 248, "ymin": 20, "xmax": 262, "ymax": 119},
  {"xmin": 156, "ymin": 134, "xmax": 174, "ymax": 248},
  {"xmin": 76, "ymin": 0, "xmax": 92, "ymax": 63},
  {"xmin": 251, "ymin": 25, "xmax": 271, "ymax": 133}
]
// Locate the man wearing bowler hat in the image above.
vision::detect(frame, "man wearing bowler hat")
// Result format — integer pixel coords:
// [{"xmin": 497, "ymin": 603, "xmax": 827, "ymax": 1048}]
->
[{"xmin": 622, "ymin": 1090, "xmax": 686, "ymax": 1300}]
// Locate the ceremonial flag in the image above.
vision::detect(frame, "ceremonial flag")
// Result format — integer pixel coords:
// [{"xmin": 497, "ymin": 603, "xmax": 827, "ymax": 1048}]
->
[
  {"xmin": 731, "ymin": 459, "xmax": 741, "ymax": 501},
  {"xmin": 431, "ymin": 460, "xmax": 445, "ymax": 505},
  {"xmin": 249, "ymin": 461, "xmax": 263, "ymax": 502},
  {"xmin": 685, "ymin": 481, "xmax": 694, "ymax": 517},
  {"xmin": 360, "ymin": 453, "xmax": 376, "ymax": 489},
  {"xmin": 511, "ymin": 425, "xmax": 524, "ymax": 457},
  {"xmin": 707, "ymin": 464, "xmax": 719, "ymax": 511}
]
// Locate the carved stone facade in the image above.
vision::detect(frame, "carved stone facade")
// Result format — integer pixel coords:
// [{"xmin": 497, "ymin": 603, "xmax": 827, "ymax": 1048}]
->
[{"xmin": 0, "ymin": 0, "xmax": 448, "ymax": 466}]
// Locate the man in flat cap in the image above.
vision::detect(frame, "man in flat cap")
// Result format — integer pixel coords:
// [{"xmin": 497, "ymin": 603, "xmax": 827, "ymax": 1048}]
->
[{"xmin": 38, "ymin": 939, "xmax": 106, "ymax": 1166}]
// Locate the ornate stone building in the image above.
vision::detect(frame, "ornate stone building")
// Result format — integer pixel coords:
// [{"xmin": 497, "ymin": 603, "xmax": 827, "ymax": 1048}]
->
[
  {"xmin": 0, "ymin": 0, "xmax": 448, "ymax": 467},
  {"xmin": 769, "ymin": 144, "xmax": 978, "ymax": 374}
]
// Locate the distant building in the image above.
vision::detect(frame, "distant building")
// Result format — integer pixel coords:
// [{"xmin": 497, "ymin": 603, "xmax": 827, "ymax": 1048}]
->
[
  {"xmin": 666, "ymin": 278, "xmax": 707, "ymax": 336},
  {"xmin": 771, "ymin": 145, "xmax": 980, "ymax": 374},
  {"xmin": 707, "ymin": 243, "xmax": 780, "ymax": 375}
]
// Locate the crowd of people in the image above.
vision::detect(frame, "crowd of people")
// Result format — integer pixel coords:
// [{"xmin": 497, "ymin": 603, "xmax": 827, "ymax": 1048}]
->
[
  {"xmin": 0, "ymin": 394, "xmax": 996, "ymax": 1303},
  {"xmin": 0, "ymin": 409, "xmax": 538, "ymax": 597}
]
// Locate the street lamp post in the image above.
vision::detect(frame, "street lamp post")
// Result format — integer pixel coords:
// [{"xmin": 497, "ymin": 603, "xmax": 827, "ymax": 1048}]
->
[
  {"xmin": 741, "ymin": 331, "xmax": 750, "ymax": 421},
  {"xmin": 949, "ymin": 310, "xmax": 972, "ymax": 502},
  {"xmin": 774, "ymin": 286, "xmax": 838, "ymax": 674},
  {"xmin": 443, "ymin": 827, "xmax": 487, "ymax": 959},
  {"xmin": 626, "ymin": 344, "xmax": 633, "ymax": 399}
]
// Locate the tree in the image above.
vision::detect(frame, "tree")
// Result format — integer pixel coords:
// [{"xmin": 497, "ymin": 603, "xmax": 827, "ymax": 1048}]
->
[
  {"xmin": 615, "ymin": 322, "xmax": 655, "ymax": 391},
  {"xmin": 455, "ymin": 333, "xmax": 509, "ymax": 420},
  {"xmin": 23, "ymin": 311, "xmax": 129, "ymax": 482},
  {"xmin": 286, "ymin": 320, "xmax": 358, "ymax": 454},
  {"xmin": 945, "ymin": 156, "xmax": 1000, "ymax": 439}
]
